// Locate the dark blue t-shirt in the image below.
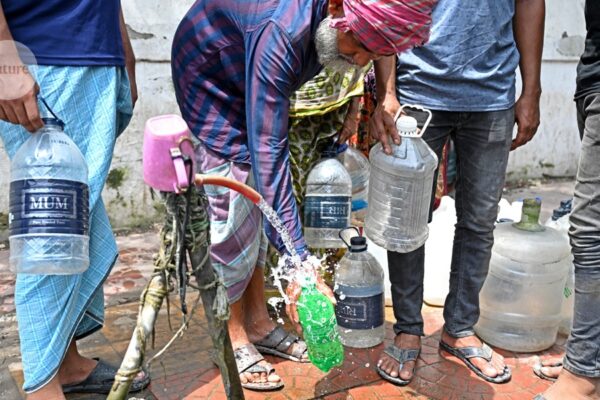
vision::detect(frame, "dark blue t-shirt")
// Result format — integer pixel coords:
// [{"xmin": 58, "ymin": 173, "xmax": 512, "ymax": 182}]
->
[{"xmin": 2, "ymin": 0, "xmax": 124, "ymax": 66}]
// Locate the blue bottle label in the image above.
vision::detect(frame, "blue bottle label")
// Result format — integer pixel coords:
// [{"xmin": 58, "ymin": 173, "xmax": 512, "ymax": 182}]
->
[
  {"xmin": 335, "ymin": 284, "xmax": 385, "ymax": 329},
  {"xmin": 9, "ymin": 179, "xmax": 89, "ymax": 236},
  {"xmin": 304, "ymin": 195, "xmax": 350, "ymax": 228}
]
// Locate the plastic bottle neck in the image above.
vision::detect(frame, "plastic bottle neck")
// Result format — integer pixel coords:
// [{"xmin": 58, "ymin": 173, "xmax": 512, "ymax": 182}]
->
[{"xmin": 514, "ymin": 198, "xmax": 545, "ymax": 232}]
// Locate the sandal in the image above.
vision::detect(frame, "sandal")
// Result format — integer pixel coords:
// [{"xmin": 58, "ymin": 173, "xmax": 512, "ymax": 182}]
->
[
  {"xmin": 533, "ymin": 361, "xmax": 562, "ymax": 382},
  {"xmin": 439, "ymin": 340, "xmax": 511, "ymax": 384},
  {"xmin": 234, "ymin": 343, "xmax": 284, "ymax": 391},
  {"xmin": 376, "ymin": 344, "xmax": 420, "ymax": 386},
  {"xmin": 253, "ymin": 325, "xmax": 309, "ymax": 363},
  {"xmin": 62, "ymin": 358, "xmax": 150, "ymax": 394}
]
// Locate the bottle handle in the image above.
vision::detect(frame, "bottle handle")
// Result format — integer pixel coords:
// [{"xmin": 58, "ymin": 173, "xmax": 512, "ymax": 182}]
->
[
  {"xmin": 39, "ymin": 96, "xmax": 65, "ymax": 127},
  {"xmin": 338, "ymin": 226, "xmax": 360, "ymax": 249},
  {"xmin": 393, "ymin": 104, "xmax": 433, "ymax": 138}
]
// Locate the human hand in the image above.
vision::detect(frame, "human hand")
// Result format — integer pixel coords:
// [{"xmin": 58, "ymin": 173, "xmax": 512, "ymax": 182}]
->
[
  {"xmin": 285, "ymin": 266, "xmax": 336, "ymax": 335},
  {"xmin": 369, "ymin": 94, "xmax": 401, "ymax": 154},
  {"xmin": 511, "ymin": 92, "xmax": 540, "ymax": 151},
  {"xmin": 337, "ymin": 97, "xmax": 360, "ymax": 144},
  {"xmin": 0, "ymin": 67, "xmax": 43, "ymax": 132}
]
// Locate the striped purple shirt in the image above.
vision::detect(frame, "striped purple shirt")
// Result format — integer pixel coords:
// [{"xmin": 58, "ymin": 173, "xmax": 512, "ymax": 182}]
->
[{"xmin": 172, "ymin": 0, "xmax": 328, "ymax": 256}]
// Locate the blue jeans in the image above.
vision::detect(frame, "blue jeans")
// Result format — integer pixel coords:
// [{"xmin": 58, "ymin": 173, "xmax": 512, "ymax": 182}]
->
[
  {"xmin": 388, "ymin": 108, "xmax": 514, "ymax": 337},
  {"xmin": 565, "ymin": 93, "xmax": 600, "ymax": 378}
]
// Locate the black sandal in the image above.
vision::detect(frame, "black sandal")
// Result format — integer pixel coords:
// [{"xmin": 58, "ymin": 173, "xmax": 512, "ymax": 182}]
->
[
  {"xmin": 253, "ymin": 325, "xmax": 308, "ymax": 363},
  {"xmin": 234, "ymin": 343, "xmax": 284, "ymax": 391},
  {"xmin": 439, "ymin": 340, "xmax": 511, "ymax": 384},
  {"xmin": 62, "ymin": 358, "xmax": 150, "ymax": 394},
  {"xmin": 376, "ymin": 344, "xmax": 420, "ymax": 386}
]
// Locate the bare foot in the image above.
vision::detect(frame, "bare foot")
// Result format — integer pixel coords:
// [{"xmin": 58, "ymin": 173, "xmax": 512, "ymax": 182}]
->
[
  {"xmin": 441, "ymin": 331, "xmax": 506, "ymax": 379},
  {"xmin": 542, "ymin": 368, "xmax": 599, "ymax": 400},
  {"xmin": 377, "ymin": 333, "xmax": 421, "ymax": 381}
]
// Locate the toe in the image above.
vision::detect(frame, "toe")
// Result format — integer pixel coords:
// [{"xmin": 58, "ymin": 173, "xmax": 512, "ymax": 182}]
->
[
  {"xmin": 399, "ymin": 361, "xmax": 415, "ymax": 380},
  {"xmin": 268, "ymin": 372, "xmax": 281, "ymax": 383}
]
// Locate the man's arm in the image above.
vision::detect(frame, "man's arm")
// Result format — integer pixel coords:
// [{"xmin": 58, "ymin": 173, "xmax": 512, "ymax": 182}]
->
[
  {"xmin": 371, "ymin": 56, "xmax": 401, "ymax": 154},
  {"xmin": 512, "ymin": 0, "xmax": 545, "ymax": 150},
  {"xmin": 119, "ymin": 7, "xmax": 137, "ymax": 107},
  {"xmin": 0, "ymin": 4, "xmax": 43, "ymax": 132},
  {"xmin": 245, "ymin": 23, "xmax": 307, "ymax": 257}
]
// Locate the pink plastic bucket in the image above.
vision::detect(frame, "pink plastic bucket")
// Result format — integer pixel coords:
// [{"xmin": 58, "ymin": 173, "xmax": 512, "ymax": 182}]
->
[{"xmin": 142, "ymin": 114, "xmax": 195, "ymax": 193}]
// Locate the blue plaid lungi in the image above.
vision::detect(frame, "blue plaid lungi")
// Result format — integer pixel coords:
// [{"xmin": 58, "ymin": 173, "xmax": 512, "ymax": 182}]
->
[{"xmin": 0, "ymin": 66, "xmax": 132, "ymax": 392}]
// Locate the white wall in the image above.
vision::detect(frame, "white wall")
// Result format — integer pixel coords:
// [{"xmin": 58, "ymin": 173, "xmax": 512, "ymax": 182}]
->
[{"xmin": 0, "ymin": 0, "xmax": 588, "ymax": 229}]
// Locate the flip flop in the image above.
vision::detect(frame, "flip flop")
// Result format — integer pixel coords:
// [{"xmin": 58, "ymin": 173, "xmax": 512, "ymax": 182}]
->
[
  {"xmin": 376, "ymin": 344, "xmax": 420, "ymax": 386},
  {"xmin": 62, "ymin": 358, "xmax": 150, "ymax": 394},
  {"xmin": 439, "ymin": 340, "xmax": 511, "ymax": 384},
  {"xmin": 533, "ymin": 361, "xmax": 563, "ymax": 382},
  {"xmin": 253, "ymin": 325, "xmax": 309, "ymax": 363},
  {"xmin": 234, "ymin": 343, "xmax": 284, "ymax": 391}
]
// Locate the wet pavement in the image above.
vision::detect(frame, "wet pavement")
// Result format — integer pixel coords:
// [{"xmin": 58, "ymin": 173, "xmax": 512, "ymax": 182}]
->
[{"xmin": 0, "ymin": 178, "xmax": 576, "ymax": 399}]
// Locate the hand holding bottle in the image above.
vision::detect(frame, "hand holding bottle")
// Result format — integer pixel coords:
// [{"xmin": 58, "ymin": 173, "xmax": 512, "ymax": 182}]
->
[{"xmin": 285, "ymin": 261, "xmax": 336, "ymax": 335}]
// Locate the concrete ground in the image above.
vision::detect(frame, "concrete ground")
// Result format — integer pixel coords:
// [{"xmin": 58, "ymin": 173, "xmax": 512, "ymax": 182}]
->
[{"xmin": 0, "ymin": 178, "xmax": 576, "ymax": 400}]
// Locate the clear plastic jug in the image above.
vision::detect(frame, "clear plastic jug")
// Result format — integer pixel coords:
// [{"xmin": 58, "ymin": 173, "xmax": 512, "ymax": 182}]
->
[
  {"xmin": 9, "ymin": 118, "xmax": 90, "ymax": 274},
  {"xmin": 544, "ymin": 199, "xmax": 574, "ymax": 336},
  {"xmin": 365, "ymin": 105, "xmax": 438, "ymax": 253},
  {"xmin": 304, "ymin": 148, "xmax": 352, "ymax": 248},
  {"xmin": 334, "ymin": 227, "xmax": 385, "ymax": 348},
  {"xmin": 475, "ymin": 198, "xmax": 571, "ymax": 352},
  {"xmin": 342, "ymin": 146, "xmax": 370, "ymax": 226},
  {"xmin": 423, "ymin": 196, "xmax": 456, "ymax": 307}
]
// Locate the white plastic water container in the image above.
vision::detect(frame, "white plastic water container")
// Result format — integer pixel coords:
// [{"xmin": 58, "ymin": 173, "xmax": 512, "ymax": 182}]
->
[
  {"xmin": 475, "ymin": 198, "xmax": 571, "ymax": 352},
  {"xmin": 423, "ymin": 196, "xmax": 456, "ymax": 307},
  {"xmin": 544, "ymin": 199, "xmax": 574, "ymax": 336},
  {"xmin": 365, "ymin": 105, "xmax": 438, "ymax": 253},
  {"xmin": 335, "ymin": 228, "xmax": 385, "ymax": 348},
  {"xmin": 9, "ymin": 118, "xmax": 90, "ymax": 274},
  {"xmin": 342, "ymin": 146, "xmax": 370, "ymax": 226},
  {"xmin": 304, "ymin": 148, "xmax": 352, "ymax": 248}
]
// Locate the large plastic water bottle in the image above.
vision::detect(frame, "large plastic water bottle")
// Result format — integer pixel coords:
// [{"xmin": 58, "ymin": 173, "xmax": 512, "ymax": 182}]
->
[
  {"xmin": 342, "ymin": 146, "xmax": 370, "ymax": 226},
  {"xmin": 475, "ymin": 198, "xmax": 571, "ymax": 352},
  {"xmin": 304, "ymin": 148, "xmax": 352, "ymax": 248},
  {"xmin": 334, "ymin": 228, "xmax": 385, "ymax": 348},
  {"xmin": 297, "ymin": 274, "xmax": 344, "ymax": 372},
  {"xmin": 365, "ymin": 105, "xmax": 438, "ymax": 253},
  {"xmin": 9, "ymin": 118, "xmax": 90, "ymax": 274},
  {"xmin": 544, "ymin": 199, "xmax": 574, "ymax": 336}
]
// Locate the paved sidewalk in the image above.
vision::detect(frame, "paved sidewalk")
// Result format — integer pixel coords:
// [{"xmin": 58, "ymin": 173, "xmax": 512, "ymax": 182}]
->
[{"xmin": 0, "ymin": 178, "xmax": 576, "ymax": 399}]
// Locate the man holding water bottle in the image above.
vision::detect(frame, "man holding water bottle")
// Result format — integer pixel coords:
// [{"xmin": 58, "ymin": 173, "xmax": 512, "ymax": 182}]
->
[
  {"xmin": 0, "ymin": 1, "xmax": 149, "ymax": 398},
  {"xmin": 372, "ymin": 0, "xmax": 545, "ymax": 386}
]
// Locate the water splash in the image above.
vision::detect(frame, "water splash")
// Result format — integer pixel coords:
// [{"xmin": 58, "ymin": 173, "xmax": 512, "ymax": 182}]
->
[{"xmin": 257, "ymin": 199, "xmax": 302, "ymax": 267}]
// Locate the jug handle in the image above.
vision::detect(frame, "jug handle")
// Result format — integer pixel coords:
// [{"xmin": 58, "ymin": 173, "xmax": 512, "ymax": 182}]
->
[
  {"xmin": 338, "ymin": 226, "xmax": 361, "ymax": 249},
  {"xmin": 170, "ymin": 136, "xmax": 195, "ymax": 194},
  {"xmin": 395, "ymin": 104, "xmax": 433, "ymax": 137}
]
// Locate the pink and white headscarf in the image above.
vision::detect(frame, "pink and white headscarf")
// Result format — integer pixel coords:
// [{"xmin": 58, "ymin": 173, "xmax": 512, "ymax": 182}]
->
[{"xmin": 330, "ymin": 0, "xmax": 437, "ymax": 55}]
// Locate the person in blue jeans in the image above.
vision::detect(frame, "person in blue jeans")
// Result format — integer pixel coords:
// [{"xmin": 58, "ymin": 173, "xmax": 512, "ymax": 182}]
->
[
  {"xmin": 370, "ymin": 0, "xmax": 545, "ymax": 385},
  {"xmin": 534, "ymin": 1, "xmax": 600, "ymax": 399}
]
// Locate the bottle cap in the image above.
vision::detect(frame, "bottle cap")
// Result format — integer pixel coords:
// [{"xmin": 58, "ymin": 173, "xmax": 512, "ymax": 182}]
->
[
  {"xmin": 396, "ymin": 115, "xmax": 418, "ymax": 136},
  {"xmin": 350, "ymin": 236, "xmax": 367, "ymax": 252},
  {"xmin": 42, "ymin": 117, "xmax": 65, "ymax": 130}
]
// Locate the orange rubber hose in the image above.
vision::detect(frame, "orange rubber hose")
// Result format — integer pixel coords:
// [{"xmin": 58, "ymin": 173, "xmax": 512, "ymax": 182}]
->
[{"xmin": 195, "ymin": 174, "xmax": 262, "ymax": 205}]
